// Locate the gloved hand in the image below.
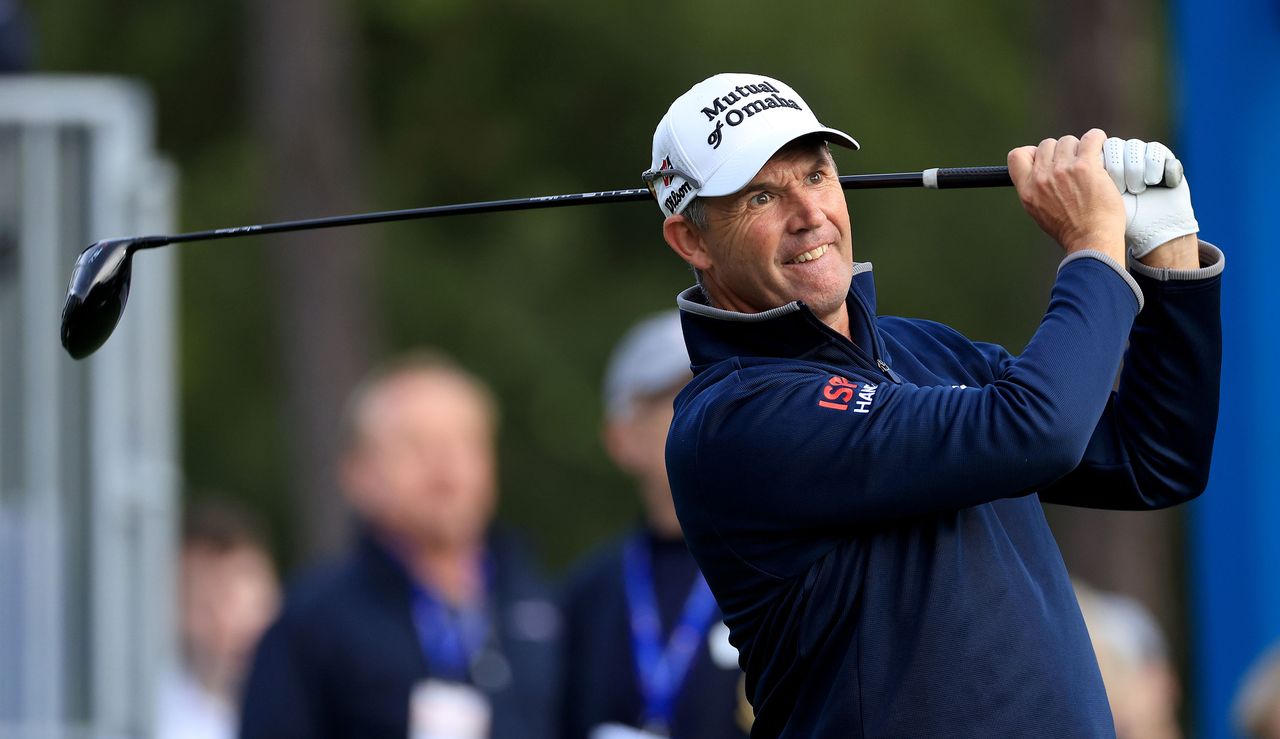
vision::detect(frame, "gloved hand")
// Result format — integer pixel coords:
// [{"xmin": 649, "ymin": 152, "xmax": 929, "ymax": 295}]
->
[{"xmin": 1102, "ymin": 137, "xmax": 1199, "ymax": 259}]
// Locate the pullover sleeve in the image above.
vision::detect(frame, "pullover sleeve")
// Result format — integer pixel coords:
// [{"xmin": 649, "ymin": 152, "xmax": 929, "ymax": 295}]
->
[
  {"xmin": 680, "ymin": 252, "xmax": 1142, "ymax": 529},
  {"xmin": 239, "ymin": 615, "xmax": 329, "ymax": 739},
  {"xmin": 1038, "ymin": 240, "xmax": 1223, "ymax": 509}
]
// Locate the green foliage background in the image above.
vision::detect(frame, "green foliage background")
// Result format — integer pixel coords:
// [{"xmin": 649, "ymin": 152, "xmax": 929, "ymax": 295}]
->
[{"xmin": 34, "ymin": 0, "xmax": 1063, "ymax": 572}]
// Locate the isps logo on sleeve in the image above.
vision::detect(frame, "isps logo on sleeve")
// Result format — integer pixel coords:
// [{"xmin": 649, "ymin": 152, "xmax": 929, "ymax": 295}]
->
[{"xmin": 817, "ymin": 375, "xmax": 878, "ymax": 414}]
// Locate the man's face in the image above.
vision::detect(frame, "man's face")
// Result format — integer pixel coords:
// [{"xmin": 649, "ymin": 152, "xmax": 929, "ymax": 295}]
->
[
  {"xmin": 180, "ymin": 544, "xmax": 279, "ymax": 688},
  {"xmin": 604, "ymin": 383, "xmax": 686, "ymax": 535},
  {"xmin": 342, "ymin": 371, "xmax": 497, "ymax": 550},
  {"xmin": 686, "ymin": 144, "xmax": 853, "ymax": 323},
  {"xmin": 605, "ymin": 384, "xmax": 682, "ymax": 489}
]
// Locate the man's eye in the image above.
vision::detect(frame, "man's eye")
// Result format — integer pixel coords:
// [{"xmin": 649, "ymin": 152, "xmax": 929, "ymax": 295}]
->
[
  {"xmin": 808, "ymin": 172, "xmax": 825, "ymax": 184},
  {"xmin": 750, "ymin": 192, "xmax": 772, "ymax": 206}
]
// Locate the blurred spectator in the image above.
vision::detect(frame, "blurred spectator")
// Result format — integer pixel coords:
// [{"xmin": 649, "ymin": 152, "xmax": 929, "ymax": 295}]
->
[
  {"xmin": 0, "ymin": 0, "xmax": 31, "ymax": 72},
  {"xmin": 561, "ymin": 311, "xmax": 750, "ymax": 739},
  {"xmin": 156, "ymin": 500, "xmax": 280, "ymax": 739},
  {"xmin": 240, "ymin": 351, "xmax": 561, "ymax": 739},
  {"xmin": 1074, "ymin": 581, "xmax": 1181, "ymax": 739},
  {"xmin": 1235, "ymin": 643, "xmax": 1280, "ymax": 739}
]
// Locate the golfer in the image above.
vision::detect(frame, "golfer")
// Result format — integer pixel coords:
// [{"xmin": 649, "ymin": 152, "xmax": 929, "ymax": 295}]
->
[{"xmin": 646, "ymin": 72, "xmax": 1222, "ymax": 737}]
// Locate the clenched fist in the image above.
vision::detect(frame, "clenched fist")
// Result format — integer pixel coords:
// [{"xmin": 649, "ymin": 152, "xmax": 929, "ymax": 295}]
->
[{"xmin": 1008, "ymin": 129, "xmax": 1126, "ymax": 264}]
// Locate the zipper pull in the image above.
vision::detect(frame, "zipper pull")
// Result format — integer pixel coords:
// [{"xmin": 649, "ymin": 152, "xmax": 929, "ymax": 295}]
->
[{"xmin": 876, "ymin": 359, "xmax": 903, "ymax": 383}]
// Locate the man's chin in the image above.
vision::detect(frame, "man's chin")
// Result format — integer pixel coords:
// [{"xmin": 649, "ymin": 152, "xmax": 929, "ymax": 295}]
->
[{"xmin": 791, "ymin": 279, "xmax": 850, "ymax": 313}]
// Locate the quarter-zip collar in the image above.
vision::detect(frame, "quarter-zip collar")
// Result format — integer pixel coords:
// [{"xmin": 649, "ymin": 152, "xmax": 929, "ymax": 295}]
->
[{"xmin": 676, "ymin": 262, "xmax": 901, "ymax": 382}]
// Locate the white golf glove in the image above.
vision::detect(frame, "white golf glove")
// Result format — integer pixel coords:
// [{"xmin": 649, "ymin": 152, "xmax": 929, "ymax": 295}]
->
[{"xmin": 1102, "ymin": 137, "xmax": 1199, "ymax": 259}]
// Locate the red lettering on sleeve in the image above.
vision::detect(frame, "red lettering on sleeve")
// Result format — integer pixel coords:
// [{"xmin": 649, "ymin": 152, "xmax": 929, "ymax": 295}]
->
[{"xmin": 817, "ymin": 376, "xmax": 858, "ymax": 412}]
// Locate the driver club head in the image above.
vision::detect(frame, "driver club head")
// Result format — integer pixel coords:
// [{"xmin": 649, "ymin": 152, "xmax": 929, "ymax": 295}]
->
[{"xmin": 60, "ymin": 238, "xmax": 138, "ymax": 359}]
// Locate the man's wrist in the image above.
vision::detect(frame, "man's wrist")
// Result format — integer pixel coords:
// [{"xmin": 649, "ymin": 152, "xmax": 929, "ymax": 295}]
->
[
  {"xmin": 1063, "ymin": 234, "xmax": 1125, "ymax": 265},
  {"xmin": 1137, "ymin": 234, "xmax": 1199, "ymax": 270}
]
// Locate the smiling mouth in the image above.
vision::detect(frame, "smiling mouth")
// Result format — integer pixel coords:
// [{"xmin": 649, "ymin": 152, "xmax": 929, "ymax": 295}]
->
[{"xmin": 785, "ymin": 244, "xmax": 831, "ymax": 265}]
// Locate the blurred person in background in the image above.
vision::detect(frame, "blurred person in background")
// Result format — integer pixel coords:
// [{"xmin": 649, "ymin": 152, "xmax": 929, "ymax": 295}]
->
[
  {"xmin": 240, "ymin": 351, "xmax": 561, "ymax": 739},
  {"xmin": 0, "ymin": 0, "xmax": 30, "ymax": 72},
  {"xmin": 1074, "ymin": 581, "xmax": 1181, "ymax": 739},
  {"xmin": 156, "ymin": 500, "xmax": 280, "ymax": 739},
  {"xmin": 561, "ymin": 311, "xmax": 750, "ymax": 739},
  {"xmin": 1235, "ymin": 643, "xmax": 1280, "ymax": 738}
]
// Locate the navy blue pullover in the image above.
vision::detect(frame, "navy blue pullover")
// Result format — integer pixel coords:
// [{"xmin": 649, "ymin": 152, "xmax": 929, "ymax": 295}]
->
[
  {"xmin": 665, "ymin": 246, "xmax": 1223, "ymax": 738},
  {"xmin": 240, "ymin": 529, "xmax": 562, "ymax": 739}
]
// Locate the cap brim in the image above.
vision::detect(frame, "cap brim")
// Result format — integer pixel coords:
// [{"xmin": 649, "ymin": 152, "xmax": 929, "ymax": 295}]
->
[{"xmin": 699, "ymin": 124, "xmax": 859, "ymax": 198}]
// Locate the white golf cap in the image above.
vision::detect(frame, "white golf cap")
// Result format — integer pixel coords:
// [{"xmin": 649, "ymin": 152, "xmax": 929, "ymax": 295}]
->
[
  {"xmin": 603, "ymin": 311, "xmax": 691, "ymax": 421},
  {"xmin": 643, "ymin": 73, "xmax": 859, "ymax": 217}
]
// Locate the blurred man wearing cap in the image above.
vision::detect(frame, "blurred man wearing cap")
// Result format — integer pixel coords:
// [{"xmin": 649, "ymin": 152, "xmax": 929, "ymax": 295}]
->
[
  {"xmin": 648, "ymin": 73, "xmax": 1223, "ymax": 737},
  {"xmin": 561, "ymin": 312, "xmax": 750, "ymax": 739}
]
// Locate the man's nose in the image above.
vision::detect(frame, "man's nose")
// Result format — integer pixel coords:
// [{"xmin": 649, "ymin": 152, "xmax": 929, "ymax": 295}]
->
[{"xmin": 787, "ymin": 189, "xmax": 827, "ymax": 232}]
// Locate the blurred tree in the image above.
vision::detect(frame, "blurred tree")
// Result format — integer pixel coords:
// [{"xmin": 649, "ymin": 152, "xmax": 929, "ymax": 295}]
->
[{"xmin": 247, "ymin": 0, "xmax": 379, "ymax": 559}]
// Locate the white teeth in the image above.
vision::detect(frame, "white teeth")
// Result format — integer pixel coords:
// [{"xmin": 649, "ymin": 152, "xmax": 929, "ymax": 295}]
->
[{"xmin": 789, "ymin": 244, "xmax": 830, "ymax": 264}]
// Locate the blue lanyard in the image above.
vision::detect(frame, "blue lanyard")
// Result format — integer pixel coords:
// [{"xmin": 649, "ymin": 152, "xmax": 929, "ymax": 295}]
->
[
  {"xmin": 622, "ymin": 534, "xmax": 720, "ymax": 735},
  {"xmin": 408, "ymin": 558, "xmax": 492, "ymax": 683}
]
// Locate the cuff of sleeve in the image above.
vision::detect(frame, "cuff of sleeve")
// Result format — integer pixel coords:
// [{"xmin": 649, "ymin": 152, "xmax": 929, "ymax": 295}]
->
[
  {"xmin": 1059, "ymin": 250, "xmax": 1145, "ymax": 313},
  {"xmin": 1127, "ymin": 240, "xmax": 1225, "ymax": 282}
]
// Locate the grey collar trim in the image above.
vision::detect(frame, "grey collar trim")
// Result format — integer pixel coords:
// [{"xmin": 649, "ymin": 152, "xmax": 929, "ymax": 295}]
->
[
  {"xmin": 674, "ymin": 262, "xmax": 875, "ymax": 322},
  {"xmin": 676, "ymin": 286, "xmax": 801, "ymax": 322}
]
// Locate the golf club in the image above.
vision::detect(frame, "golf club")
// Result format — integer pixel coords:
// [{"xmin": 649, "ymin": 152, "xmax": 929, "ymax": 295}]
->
[{"xmin": 59, "ymin": 163, "xmax": 1181, "ymax": 360}]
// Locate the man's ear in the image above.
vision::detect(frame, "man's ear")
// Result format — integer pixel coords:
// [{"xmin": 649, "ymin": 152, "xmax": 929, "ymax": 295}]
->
[{"xmin": 662, "ymin": 215, "xmax": 713, "ymax": 271}]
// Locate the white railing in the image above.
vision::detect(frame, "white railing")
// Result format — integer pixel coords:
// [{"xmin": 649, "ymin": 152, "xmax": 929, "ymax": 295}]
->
[{"xmin": 0, "ymin": 76, "xmax": 178, "ymax": 739}]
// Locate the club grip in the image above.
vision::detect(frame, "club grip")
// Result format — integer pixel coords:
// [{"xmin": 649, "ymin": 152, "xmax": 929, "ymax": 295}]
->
[
  {"xmin": 923, "ymin": 166, "xmax": 1013, "ymax": 189},
  {"xmin": 923, "ymin": 161, "xmax": 1184, "ymax": 190}
]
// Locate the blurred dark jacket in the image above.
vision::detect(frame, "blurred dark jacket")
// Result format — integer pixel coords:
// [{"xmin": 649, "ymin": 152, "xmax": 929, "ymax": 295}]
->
[
  {"xmin": 0, "ymin": 0, "xmax": 31, "ymax": 72},
  {"xmin": 240, "ymin": 528, "xmax": 562, "ymax": 739},
  {"xmin": 561, "ymin": 527, "xmax": 750, "ymax": 739}
]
